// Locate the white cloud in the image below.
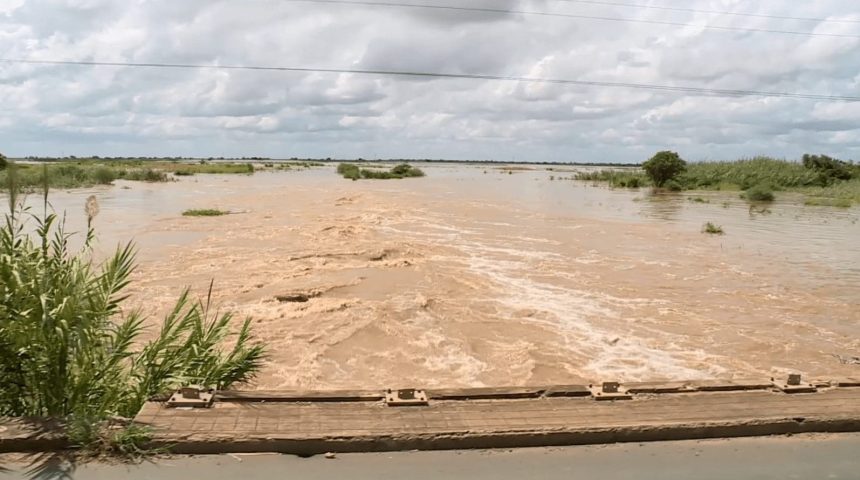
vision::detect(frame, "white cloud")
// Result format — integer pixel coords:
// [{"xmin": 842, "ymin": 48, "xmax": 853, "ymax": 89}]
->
[{"xmin": 0, "ymin": 0, "xmax": 859, "ymax": 161}]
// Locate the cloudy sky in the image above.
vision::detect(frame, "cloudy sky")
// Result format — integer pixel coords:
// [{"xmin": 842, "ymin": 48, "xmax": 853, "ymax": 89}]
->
[{"xmin": 1, "ymin": 0, "xmax": 859, "ymax": 162}]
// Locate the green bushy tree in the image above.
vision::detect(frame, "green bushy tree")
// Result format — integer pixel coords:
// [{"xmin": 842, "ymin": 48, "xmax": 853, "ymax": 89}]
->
[
  {"xmin": 642, "ymin": 151, "xmax": 687, "ymax": 188},
  {"xmin": 801, "ymin": 153, "xmax": 853, "ymax": 183}
]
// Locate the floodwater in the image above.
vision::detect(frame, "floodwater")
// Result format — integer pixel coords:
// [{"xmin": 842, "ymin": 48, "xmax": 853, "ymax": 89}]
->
[{"xmin": 18, "ymin": 163, "xmax": 860, "ymax": 389}]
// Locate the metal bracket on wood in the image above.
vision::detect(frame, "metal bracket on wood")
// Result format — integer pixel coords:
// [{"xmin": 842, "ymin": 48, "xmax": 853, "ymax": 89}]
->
[
  {"xmin": 772, "ymin": 374, "xmax": 817, "ymax": 394},
  {"xmin": 589, "ymin": 382, "xmax": 632, "ymax": 401},
  {"xmin": 166, "ymin": 386, "xmax": 216, "ymax": 408},
  {"xmin": 384, "ymin": 388, "xmax": 429, "ymax": 406}
]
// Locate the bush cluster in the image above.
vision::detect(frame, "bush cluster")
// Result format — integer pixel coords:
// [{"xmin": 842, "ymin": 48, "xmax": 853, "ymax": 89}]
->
[{"xmin": 337, "ymin": 163, "xmax": 425, "ymax": 180}]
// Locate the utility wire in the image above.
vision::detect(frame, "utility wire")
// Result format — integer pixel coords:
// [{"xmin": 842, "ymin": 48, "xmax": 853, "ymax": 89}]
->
[
  {"xmin": 3, "ymin": 58, "xmax": 859, "ymax": 102},
  {"xmin": 282, "ymin": 0, "xmax": 860, "ymax": 38},
  {"xmin": 549, "ymin": 0, "xmax": 860, "ymax": 25}
]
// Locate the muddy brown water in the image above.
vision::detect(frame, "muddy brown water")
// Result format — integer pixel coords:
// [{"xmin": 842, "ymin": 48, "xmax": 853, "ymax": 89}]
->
[{"xmin": 14, "ymin": 163, "xmax": 860, "ymax": 389}]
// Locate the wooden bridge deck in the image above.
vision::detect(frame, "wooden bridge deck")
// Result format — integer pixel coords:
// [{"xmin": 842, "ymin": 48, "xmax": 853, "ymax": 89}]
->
[{"xmin": 130, "ymin": 379, "xmax": 860, "ymax": 455}]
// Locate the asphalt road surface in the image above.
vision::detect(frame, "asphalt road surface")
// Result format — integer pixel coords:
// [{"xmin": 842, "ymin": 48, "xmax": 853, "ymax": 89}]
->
[{"xmin": 3, "ymin": 433, "xmax": 859, "ymax": 480}]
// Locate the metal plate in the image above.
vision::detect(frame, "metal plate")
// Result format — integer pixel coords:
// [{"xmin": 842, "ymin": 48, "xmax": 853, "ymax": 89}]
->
[
  {"xmin": 166, "ymin": 388, "xmax": 216, "ymax": 408},
  {"xmin": 385, "ymin": 388, "xmax": 429, "ymax": 406}
]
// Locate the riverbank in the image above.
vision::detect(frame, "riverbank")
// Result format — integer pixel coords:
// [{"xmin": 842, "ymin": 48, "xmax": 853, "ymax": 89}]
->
[
  {"xmin": 574, "ymin": 157, "xmax": 860, "ymax": 206},
  {"xmin": 0, "ymin": 159, "xmax": 321, "ymax": 190}
]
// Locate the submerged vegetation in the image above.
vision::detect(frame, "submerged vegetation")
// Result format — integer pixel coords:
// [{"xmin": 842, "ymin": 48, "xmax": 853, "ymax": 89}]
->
[
  {"xmin": 804, "ymin": 197, "xmax": 852, "ymax": 208},
  {"xmin": 575, "ymin": 169, "xmax": 644, "ymax": 188},
  {"xmin": 576, "ymin": 154, "xmax": 860, "ymax": 206},
  {"xmin": 702, "ymin": 222, "xmax": 725, "ymax": 235},
  {"xmin": 0, "ymin": 171, "xmax": 265, "ymax": 453},
  {"xmin": 183, "ymin": 208, "xmax": 229, "ymax": 217},
  {"xmin": 171, "ymin": 162, "xmax": 255, "ymax": 175},
  {"xmin": 337, "ymin": 163, "xmax": 425, "ymax": 180}
]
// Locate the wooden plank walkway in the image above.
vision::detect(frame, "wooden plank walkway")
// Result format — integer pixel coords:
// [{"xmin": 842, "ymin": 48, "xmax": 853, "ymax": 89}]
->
[{"xmin": 133, "ymin": 381, "xmax": 860, "ymax": 455}]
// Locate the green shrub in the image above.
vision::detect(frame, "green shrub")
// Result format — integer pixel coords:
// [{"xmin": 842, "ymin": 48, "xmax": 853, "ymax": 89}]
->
[
  {"xmin": 337, "ymin": 163, "xmax": 361, "ymax": 180},
  {"xmin": 0, "ymin": 153, "xmax": 6, "ymax": 171},
  {"xmin": 360, "ymin": 169, "xmax": 397, "ymax": 179},
  {"xmin": 0, "ymin": 179, "xmax": 265, "ymax": 449},
  {"xmin": 119, "ymin": 168, "xmax": 169, "ymax": 182},
  {"xmin": 802, "ymin": 153, "xmax": 853, "ymax": 182},
  {"xmin": 390, "ymin": 163, "xmax": 425, "ymax": 177},
  {"xmin": 92, "ymin": 166, "xmax": 117, "ymax": 185},
  {"xmin": 337, "ymin": 163, "xmax": 424, "ymax": 180},
  {"xmin": 664, "ymin": 179, "xmax": 683, "ymax": 191},
  {"xmin": 681, "ymin": 157, "xmax": 822, "ymax": 190},
  {"xmin": 643, "ymin": 151, "xmax": 686, "ymax": 187},
  {"xmin": 742, "ymin": 184, "xmax": 775, "ymax": 202},
  {"xmin": 623, "ymin": 176, "xmax": 642, "ymax": 188}
]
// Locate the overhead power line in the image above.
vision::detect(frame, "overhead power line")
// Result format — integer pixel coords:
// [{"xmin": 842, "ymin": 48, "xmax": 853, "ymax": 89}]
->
[
  {"xmin": 3, "ymin": 58, "xmax": 859, "ymax": 102},
  {"xmin": 283, "ymin": 0, "xmax": 860, "ymax": 38},
  {"xmin": 550, "ymin": 0, "xmax": 860, "ymax": 25}
]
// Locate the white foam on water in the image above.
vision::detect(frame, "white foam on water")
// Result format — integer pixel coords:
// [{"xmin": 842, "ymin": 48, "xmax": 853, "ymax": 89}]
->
[
  {"xmin": 455, "ymin": 233, "xmax": 729, "ymax": 382},
  {"xmin": 408, "ymin": 316, "xmax": 489, "ymax": 387},
  {"xmin": 380, "ymin": 213, "xmax": 734, "ymax": 382},
  {"xmin": 507, "ymin": 235, "xmax": 562, "ymax": 245}
]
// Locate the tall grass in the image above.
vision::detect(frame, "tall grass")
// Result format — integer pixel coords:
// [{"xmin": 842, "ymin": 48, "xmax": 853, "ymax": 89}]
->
[
  {"xmin": 679, "ymin": 157, "xmax": 823, "ymax": 190},
  {"xmin": 0, "ymin": 160, "xmax": 257, "ymax": 190},
  {"xmin": 0, "ymin": 163, "xmax": 170, "ymax": 190},
  {"xmin": 799, "ymin": 178, "xmax": 860, "ymax": 205},
  {"xmin": 0, "ymin": 163, "xmax": 118, "ymax": 190},
  {"xmin": 0, "ymin": 163, "xmax": 265, "ymax": 450},
  {"xmin": 575, "ymin": 169, "xmax": 647, "ymax": 188}
]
